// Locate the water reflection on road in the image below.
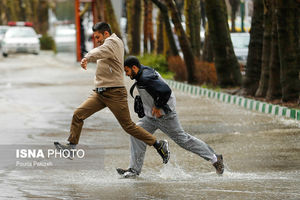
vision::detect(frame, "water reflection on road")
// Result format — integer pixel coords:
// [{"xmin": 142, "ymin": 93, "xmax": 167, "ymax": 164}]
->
[{"xmin": 0, "ymin": 52, "xmax": 299, "ymax": 199}]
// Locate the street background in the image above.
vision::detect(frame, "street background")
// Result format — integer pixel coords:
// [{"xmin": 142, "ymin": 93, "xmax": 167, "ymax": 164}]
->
[{"xmin": 0, "ymin": 52, "xmax": 299, "ymax": 199}]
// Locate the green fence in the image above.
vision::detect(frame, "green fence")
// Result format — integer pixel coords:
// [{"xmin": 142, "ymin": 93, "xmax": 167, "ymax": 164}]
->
[{"xmin": 166, "ymin": 80, "xmax": 300, "ymax": 121}]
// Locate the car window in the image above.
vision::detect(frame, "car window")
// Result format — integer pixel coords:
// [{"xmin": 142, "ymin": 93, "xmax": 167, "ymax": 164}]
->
[
  {"xmin": 5, "ymin": 28, "xmax": 37, "ymax": 38},
  {"xmin": 0, "ymin": 28, "xmax": 8, "ymax": 34}
]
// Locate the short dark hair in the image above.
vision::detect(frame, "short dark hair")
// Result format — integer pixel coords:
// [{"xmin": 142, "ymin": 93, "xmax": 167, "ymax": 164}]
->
[
  {"xmin": 124, "ymin": 56, "xmax": 141, "ymax": 68},
  {"xmin": 92, "ymin": 22, "xmax": 112, "ymax": 35}
]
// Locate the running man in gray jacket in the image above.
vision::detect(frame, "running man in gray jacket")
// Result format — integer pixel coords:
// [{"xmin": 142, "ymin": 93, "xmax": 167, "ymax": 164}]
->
[{"xmin": 117, "ymin": 56, "xmax": 224, "ymax": 178}]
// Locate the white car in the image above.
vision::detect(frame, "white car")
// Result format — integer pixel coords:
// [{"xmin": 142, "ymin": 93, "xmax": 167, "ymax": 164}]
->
[
  {"xmin": 2, "ymin": 26, "xmax": 40, "ymax": 57},
  {"xmin": 54, "ymin": 25, "xmax": 76, "ymax": 52},
  {"xmin": 230, "ymin": 32, "xmax": 250, "ymax": 66},
  {"xmin": 0, "ymin": 25, "xmax": 9, "ymax": 48}
]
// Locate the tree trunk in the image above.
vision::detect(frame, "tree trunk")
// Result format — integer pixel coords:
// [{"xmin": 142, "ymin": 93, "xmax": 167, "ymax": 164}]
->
[
  {"xmin": 36, "ymin": 0, "xmax": 49, "ymax": 35},
  {"xmin": 143, "ymin": 0, "xmax": 149, "ymax": 53},
  {"xmin": 206, "ymin": 0, "xmax": 242, "ymax": 87},
  {"xmin": 155, "ymin": 11, "xmax": 164, "ymax": 54},
  {"xmin": 255, "ymin": 0, "xmax": 272, "ymax": 97},
  {"xmin": 266, "ymin": 1, "xmax": 281, "ymax": 100},
  {"xmin": 94, "ymin": 0, "xmax": 105, "ymax": 22},
  {"xmin": 194, "ymin": 0, "xmax": 201, "ymax": 59},
  {"xmin": 143, "ymin": 0, "xmax": 154, "ymax": 54},
  {"xmin": 229, "ymin": 0, "xmax": 240, "ymax": 32},
  {"xmin": 200, "ymin": 0, "xmax": 206, "ymax": 29},
  {"xmin": 241, "ymin": 0, "xmax": 264, "ymax": 96},
  {"xmin": 31, "ymin": 0, "xmax": 39, "ymax": 31},
  {"xmin": 202, "ymin": 24, "xmax": 214, "ymax": 62},
  {"xmin": 0, "ymin": 0, "xmax": 49, "ymax": 35},
  {"xmin": 276, "ymin": 0, "xmax": 300, "ymax": 102},
  {"xmin": 174, "ymin": 0, "xmax": 184, "ymax": 21},
  {"xmin": 151, "ymin": 0, "xmax": 179, "ymax": 56},
  {"xmin": 148, "ymin": 1, "xmax": 155, "ymax": 53},
  {"xmin": 0, "ymin": 0, "xmax": 8, "ymax": 24},
  {"xmin": 104, "ymin": 0, "xmax": 122, "ymax": 39},
  {"xmin": 127, "ymin": 0, "xmax": 141, "ymax": 55},
  {"xmin": 162, "ymin": 22, "xmax": 171, "ymax": 56},
  {"xmin": 19, "ymin": 0, "xmax": 26, "ymax": 21},
  {"xmin": 165, "ymin": 0, "xmax": 196, "ymax": 84},
  {"xmin": 7, "ymin": 0, "xmax": 18, "ymax": 21},
  {"xmin": 184, "ymin": 0, "xmax": 201, "ymax": 59}
]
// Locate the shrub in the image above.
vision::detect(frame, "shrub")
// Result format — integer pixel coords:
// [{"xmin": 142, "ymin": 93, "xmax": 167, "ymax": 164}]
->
[
  {"xmin": 167, "ymin": 56, "xmax": 218, "ymax": 86},
  {"xmin": 137, "ymin": 54, "xmax": 168, "ymax": 74},
  {"xmin": 39, "ymin": 34, "xmax": 56, "ymax": 52},
  {"xmin": 194, "ymin": 60, "xmax": 218, "ymax": 86},
  {"xmin": 167, "ymin": 55, "xmax": 187, "ymax": 81}
]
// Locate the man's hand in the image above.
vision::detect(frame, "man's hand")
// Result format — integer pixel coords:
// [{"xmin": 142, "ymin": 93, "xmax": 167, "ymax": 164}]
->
[
  {"xmin": 152, "ymin": 107, "xmax": 162, "ymax": 118},
  {"xmin": 80, "ymin": 58, "xmax": 88, "ymax": 70}
]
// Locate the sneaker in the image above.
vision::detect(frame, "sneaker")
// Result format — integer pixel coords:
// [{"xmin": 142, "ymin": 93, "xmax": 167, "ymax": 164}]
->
[
  {"xmin": 213, "ymin": 154, "xmax": 224, "ymax": 175},
  {"xmin": 54, "ymin": 142, "xmax": 76, "ymax": 160},
  {"xmin": 156, "ymin": 140, "xmax": 170, "ymax": 164},
  {"xmin": 116, "ymin": 168, "xmax": 138, "ymax": 178}
]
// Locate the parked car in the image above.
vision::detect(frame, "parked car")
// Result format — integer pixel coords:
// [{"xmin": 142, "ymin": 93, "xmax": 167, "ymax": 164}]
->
[
  {"xmin": 230, "ymin": 32, "xmax": 250, "ymax": 66},
  {"xmin": 0, "ymin": 25, "xmax": 9, "ymax": 48},
  {"xmin": 2, "ymin": 26, "xmax": 40, "ymax": 57},
  {"xmin": 54, "ymin": 24, "xmax": 76, "ymax": 52}
]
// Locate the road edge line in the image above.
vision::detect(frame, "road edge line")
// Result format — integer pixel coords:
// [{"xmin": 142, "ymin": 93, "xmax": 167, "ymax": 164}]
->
[{"xmin": 166, "ymin": 80, "xmax": 300, "ymax": 121}]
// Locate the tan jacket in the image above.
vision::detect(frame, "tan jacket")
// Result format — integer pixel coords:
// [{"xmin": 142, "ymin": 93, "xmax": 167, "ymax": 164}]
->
[{"xmin": 85, "ymin": 33, "xmax": 125, "ymax": 88}]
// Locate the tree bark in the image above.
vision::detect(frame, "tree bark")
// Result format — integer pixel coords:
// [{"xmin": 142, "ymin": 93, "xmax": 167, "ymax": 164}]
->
[
  {"xmin": 143, "ymin": 0, "xmax": 149, "ymax": 53},
  {"xmin": 229, "ymin": 0, "xmax": 240, "ymax": 32},
  {"xmin": 194, "ymin": 0, "xmax": 201, "ymax": 59},
  {"xmin": 151, "ymin": 0, "xmax": 179, "ymax": 56},
  {"xmin": 0, "ymin": 0, "xmax": 8, "ymax": 24},
  {"xmin": 184, "ymin": 0, "xmax": 201, "ymax": 59},
  {"xmin": 255, "ymin": 0, "xmax": 272, "ymax": 97},
  {"xmin": 266, "ymin": 0, "xmax": 281, "ymax": 100},
  {"xmin": 94, "ymin": 0, "xmax": 105, "ymax": 22},
  {"xmin": 36, "ymin": 0, "xmax": 49, "ymax": 35},
  {"xmin": 143, "ymin": 0, "xmax": 154, "ymax": 54},
  {"xmin": 206, "ymin": 0, "xmax": 242, "ymax": 87},
  {"xmin": 200, "ymin": 0, "xmax": 206, "ymax": 29},
  {"xmin": 104, "ymin": 0, "xmax": 122, "ymax": 39},
  {"xmin": 202, "ymin": 24, "xmax": 214, "ymax": 62},
  {"xmin": 241, "ymin": 0, "xmax": 264, "ymax": 96},
  {"xmin": 276, "ymin": 0, "xmax": 300, "ymax": 102},
  {"xmin": 165, "ymin": 0, "xmax": 196, "ymax": 83},
  {"xmin": 127, "ymin": 0, "xmax": 141, "ymax": 55},
  {"xmin": 155, "ymin": 11, "xmax": 164, "ymax": 54},
  {"xmin": 7, "ymin": 0, "xmax": 18, "ymax": 21}
]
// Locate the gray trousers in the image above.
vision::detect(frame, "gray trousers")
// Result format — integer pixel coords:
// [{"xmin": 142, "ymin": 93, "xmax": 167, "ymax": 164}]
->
[{"xmin": 129, "ymin": 111, "xmax": 216, "ymax": 174}]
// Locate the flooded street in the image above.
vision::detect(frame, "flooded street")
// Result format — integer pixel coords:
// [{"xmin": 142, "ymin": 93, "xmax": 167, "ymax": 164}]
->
[{"xmin": 0, "ymin": 52, "xmax": 299, "ymax": 200}]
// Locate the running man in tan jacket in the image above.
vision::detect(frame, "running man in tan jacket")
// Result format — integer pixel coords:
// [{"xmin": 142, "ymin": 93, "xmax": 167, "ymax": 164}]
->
[{"xmin": 54, "ymin": 22, "xmax": 170, "ymax": 164}]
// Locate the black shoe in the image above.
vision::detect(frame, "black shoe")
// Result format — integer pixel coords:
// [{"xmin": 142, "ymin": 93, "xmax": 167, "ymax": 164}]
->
[
  {"xmin": 213, "ymin": 154, "xmax": 224, "ymax": 175},
  {"xmin": 156, "ymin": 140, "xmax": 170, "ymax": 164},
  {"xmin": 116, "ymin": 168, "xmax": 138, "ymax": 178},
  {"xmin": 54, "ymin": 142, "xmax": 76, "ymax": 160}
]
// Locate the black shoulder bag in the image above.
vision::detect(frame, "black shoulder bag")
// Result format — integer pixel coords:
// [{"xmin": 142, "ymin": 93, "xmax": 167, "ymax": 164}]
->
[{"xmin": 130, "ymin": 82, "xmax": 145, "ymax": 118}]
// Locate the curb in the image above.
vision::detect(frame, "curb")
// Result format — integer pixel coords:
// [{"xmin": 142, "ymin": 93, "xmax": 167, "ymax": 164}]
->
[{"xmin": 166, "ymin": 80, "xmax": 300, "ymax": 121}]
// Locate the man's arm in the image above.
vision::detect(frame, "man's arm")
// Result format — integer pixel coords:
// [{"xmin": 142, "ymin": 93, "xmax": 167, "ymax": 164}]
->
[
  {"xmin": 143, "ymin": 75, "xmax": 172, "ymax": 111},
  {"xmin": 81, "ymin": 40, "xmax": 115, "ymax": 69}
]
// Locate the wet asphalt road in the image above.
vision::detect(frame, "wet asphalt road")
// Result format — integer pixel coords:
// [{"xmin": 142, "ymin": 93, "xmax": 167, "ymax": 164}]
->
[{"xmin": 0, "ymin": 52, "xmax": 299, "ymax": 200}]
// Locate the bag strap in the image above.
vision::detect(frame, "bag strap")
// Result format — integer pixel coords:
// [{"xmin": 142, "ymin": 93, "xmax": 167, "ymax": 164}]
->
[
  {"xmin": 129, "ymin": 67, "xmax": 145, "ymax": 98},
  {"xmin": 130, "ymin": 82, "xmax": 137, "ymax": 98}
]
